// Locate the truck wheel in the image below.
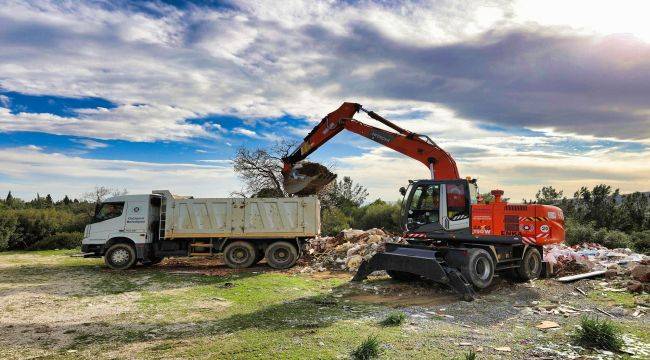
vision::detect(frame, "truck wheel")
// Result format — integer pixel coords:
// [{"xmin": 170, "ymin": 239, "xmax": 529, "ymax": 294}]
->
[
  {"xmin": 460, "ymin": 249, "xmax": 495, "ymax": 289},
  {"xmin": 517, "ymin": 247, "xmax": 542, "ymax": 280},
  {"xmin": 265, "ymin": 241, "xmax": 298, "ymax": 269},
  {"xmin": 223, "ymin": 241, "xmax": 258, "ymax": 268},
  {"xmin": 104, "ymin": 244, "xmax": 137, "ymax": 270},
  {"xmin": 387, "ymin": 270, "xmax": 420, "ymax": 281}
]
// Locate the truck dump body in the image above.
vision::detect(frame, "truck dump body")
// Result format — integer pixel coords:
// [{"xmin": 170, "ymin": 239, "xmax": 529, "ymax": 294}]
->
[{"xmin": 154, "ymin": 191, "xmax": 320, "ymax": 239}]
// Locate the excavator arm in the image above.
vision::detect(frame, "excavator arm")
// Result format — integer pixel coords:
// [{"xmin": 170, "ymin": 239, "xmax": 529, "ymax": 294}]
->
[{"xmin": 282, "ymin": 102, "xmax": 460, "ymax": 195}]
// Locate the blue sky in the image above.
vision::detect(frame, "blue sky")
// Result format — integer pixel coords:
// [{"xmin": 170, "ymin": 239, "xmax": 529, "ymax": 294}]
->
[{"xmin": 1, "ymin": 0, "xmax": 649, "ymax": 201}]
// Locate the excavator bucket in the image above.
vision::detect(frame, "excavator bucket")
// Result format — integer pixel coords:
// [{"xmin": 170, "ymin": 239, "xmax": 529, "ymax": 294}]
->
[
  {"xmin": 282, "ymin": 162, "xmax": 337, "ymax": 195},
  {"xmin": 351, "ymin": 243, "xmax": 476, "ymax": 301}
]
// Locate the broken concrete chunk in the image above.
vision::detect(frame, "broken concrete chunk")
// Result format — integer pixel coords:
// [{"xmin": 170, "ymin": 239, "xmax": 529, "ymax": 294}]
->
[
  {"xmin": 631, "ymin": 264, "xmax": 650, "ymax": 282},
  {"xmin": 536, "ymin": 321, "xmax": 560, "ymax": 330}
]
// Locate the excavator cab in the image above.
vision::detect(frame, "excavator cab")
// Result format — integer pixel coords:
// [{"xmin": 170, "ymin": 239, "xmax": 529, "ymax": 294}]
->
[{"xmin": 401, "ymin": 179, "xmax": 477, "ymax": 233}]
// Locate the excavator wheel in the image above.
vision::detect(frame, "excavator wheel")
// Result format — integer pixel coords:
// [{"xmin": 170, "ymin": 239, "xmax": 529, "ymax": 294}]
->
[
  {"xmin": 387, "ymin": 270, "xmax": 421, "ymax": 282},
  {"xmin": 516, "ymin": 247, "xmax": 543, "ymax": 280},
  {"xmin": 458, "ymin": 249, "xmax": 495, "ymax": 289}
]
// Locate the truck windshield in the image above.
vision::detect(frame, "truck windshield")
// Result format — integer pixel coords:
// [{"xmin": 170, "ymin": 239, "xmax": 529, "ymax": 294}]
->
[{"xmin": 94, "ymin": 202, "xmax": 124, "ymax": 222}]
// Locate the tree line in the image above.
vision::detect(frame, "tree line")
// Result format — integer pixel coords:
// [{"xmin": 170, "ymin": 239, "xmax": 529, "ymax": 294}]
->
[{"xmin": 0, "ymin": 187, "xmax": 126, "ymax": 251}]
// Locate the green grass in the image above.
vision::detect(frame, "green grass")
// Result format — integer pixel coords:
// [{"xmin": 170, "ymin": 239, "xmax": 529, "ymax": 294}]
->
[
  {"xmin": 573, "ymin": 316, "xmax": 624, "ymax": 352},
  {"xmin": 380, "ymin": 311, "xmax": 406, "ymax": 326},
  {"xmin": 2, "ymin": 249, "xmax": 649, "ymax": 360},
  {"xmin": 463, "ymin": 350, "xmax": 477, "ymax": 360},
  {"xmin": 588, "ymin": 289, "xmax": 641, "ymax": 309},
  {"xmin": 351, "ymin": 335, "xmax": 382, "ymax": 360}
]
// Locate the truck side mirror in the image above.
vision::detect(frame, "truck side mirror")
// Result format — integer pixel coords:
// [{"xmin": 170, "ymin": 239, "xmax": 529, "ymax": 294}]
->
[{"xmin": 399, "ymin": 187, "xmax": 406, "ymax": 196}]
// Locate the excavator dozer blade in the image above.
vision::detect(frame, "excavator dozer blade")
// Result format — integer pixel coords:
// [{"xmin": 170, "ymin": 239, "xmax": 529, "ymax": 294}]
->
[
  {"xmin": 351, "ymin": 244, "xmax": 476, "ymax": 301},
  {"xmin": 282, "ymin": 162, "xmax": 337, "ymax": 195}
]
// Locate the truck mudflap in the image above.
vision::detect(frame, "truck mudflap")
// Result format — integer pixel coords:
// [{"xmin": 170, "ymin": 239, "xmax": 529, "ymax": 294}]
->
[{"xmin": 351, "ymin": 244, "xmax": 476, "ymax": 301}]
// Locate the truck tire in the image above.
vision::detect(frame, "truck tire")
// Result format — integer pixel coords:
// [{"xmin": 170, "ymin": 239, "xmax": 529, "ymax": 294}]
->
[
  {"xmin": 387, "ymin": 270, "xmax": 420, "ymax": 281},
  {"xmin": 265, "ymin": 241, "xmax": 298, "ymax": 269},
  {"xmin": 104, "ymin": 243, "xmax": 137, "ymax": 270},
  {"xmin": 517, "ymin": 247, "xmax": 542, "ymax": 280},
  {"xmin": 460, "ymin": 249, "xmax": 495, "ymax": 289},
  {"xmin": 223, "ymin": 241, "xmax": 258, "ymax": 268}
]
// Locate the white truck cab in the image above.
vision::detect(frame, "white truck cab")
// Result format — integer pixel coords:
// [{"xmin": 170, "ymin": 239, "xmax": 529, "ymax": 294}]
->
[
  {"xmin": 81, "ymin": 191, "xmax": 320, "ymax": 271},
  {"xmin": 82, "ymin": 194, "xmax": 161, "ymax": 268}
]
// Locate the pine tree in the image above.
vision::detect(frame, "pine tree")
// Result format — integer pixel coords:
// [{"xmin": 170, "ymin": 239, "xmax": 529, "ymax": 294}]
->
[
  {"xmin": 63, "ymin": 195, "xmax": 71, "ymax": 205},
  {"xmin": 5, "ymin": 191, "xmax": 13, "ymax": 205},
  {"xmin": 45, "ymin": 194, "xmax": 53, "ymax": 205}
]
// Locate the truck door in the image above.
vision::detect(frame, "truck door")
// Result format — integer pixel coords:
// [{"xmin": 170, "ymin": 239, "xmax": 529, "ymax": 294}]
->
[
  {"xmin": 125, "ymin": 200, "xmax": 148, "ymax": 240},
  {"xmin": 88, "ymin": 202, "xmax": 126, "ymax": 241}
]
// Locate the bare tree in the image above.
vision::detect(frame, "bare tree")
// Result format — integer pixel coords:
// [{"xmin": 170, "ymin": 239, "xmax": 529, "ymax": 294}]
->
[
  {"xmin": 232, "ymin": 140, "xmax": 295, "ymax": 197},
  {"xmin": 82, "ymin": 186, "xmax": 128, "ymax": 215},
  {"xmin": 82, "ymin": 186, "xmax": 128, "ymax": 204}
]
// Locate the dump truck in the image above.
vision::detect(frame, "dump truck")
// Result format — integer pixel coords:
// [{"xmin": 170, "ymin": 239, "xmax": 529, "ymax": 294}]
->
[
  {"xmin": 282, "ymin": 102, "xmax": 565, "ymax": 300},
  {"xmin": 81, "ymin": 190, "xmax": 320, "ymax": 270}
]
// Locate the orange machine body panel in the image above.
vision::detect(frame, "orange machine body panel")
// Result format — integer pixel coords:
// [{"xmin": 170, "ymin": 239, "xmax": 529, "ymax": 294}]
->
[{"xmin": 471, "ymin": 201, "xmax": 564, "ymax": 246}]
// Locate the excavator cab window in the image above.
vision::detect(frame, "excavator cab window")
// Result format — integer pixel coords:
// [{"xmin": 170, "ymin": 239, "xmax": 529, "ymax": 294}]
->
[{"xmin": 406, "ymin": 184, "xmax": 441, "ymax": 230}]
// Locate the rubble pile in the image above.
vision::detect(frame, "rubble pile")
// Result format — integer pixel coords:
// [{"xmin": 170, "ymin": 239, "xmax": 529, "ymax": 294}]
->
[
  {"xmin": 544, "ymin": 243, "xmax": 650, "ymax": 292},
  {"xmin": 300, "ymin": 228, "xmax": 405, "ymax": 273}
]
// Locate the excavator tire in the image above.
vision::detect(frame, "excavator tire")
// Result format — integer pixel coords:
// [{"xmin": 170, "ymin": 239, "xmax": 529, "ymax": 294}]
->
[
  {"xmin": 387, "ymin": 270, "xmax": 420, "ymax": 281},
  {"xmin": 516, "ymin": 247, "xmax": 543, "ymax": 280},
  {"xmin": 459, "ymin": 249, "xmax": 495, "ymax": 289}
]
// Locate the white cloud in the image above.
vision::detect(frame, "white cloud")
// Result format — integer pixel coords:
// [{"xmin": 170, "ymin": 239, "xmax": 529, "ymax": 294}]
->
[
  {"xmin": 0, "ymin": 146, "xmax": 239, "ymax": 200},
  {"xmin": 72, "ymin": 138, "xmax": 108, "ymax": 149},
  {"xmin": 0, "ymin": 94, "xmax": 9, "ymax": 107},
  {"xmin": 231, "ymin": 127, "xmax": 257, "ymax": 137},
  {"xmin": 0, "ymin": 104, "xmax": 217, "ymax": 142}
]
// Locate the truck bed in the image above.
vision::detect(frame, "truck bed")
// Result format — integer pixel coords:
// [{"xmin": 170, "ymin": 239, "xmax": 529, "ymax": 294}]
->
[{"xmin": 154, "ymin": 191, "xmax": 320, "ymax": 239}]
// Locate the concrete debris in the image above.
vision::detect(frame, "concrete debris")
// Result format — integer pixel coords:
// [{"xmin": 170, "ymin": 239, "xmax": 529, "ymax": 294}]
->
[
  {"xmin": 300, "ymin": 228, "xmax": 406, "ymax": 273},
  {"xmin": 544, "ymin": 243, "xmax": 649, "ymax": 286},
  {"xmin": 535, "ymin": 320, "xmax": 560, "ymax": 330},
  {"xmin": 631, "ymin": 264, "xmax": 650, "ymax": 282},
  {"xmin": 493, "ymin": 346, "xmax": 512, "ymax": 352}
]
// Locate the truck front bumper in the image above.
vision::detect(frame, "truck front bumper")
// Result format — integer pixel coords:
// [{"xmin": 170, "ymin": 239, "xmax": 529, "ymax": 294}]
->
[{"xmin": 81, "ymin": 244, "xmax": 103, "ymax": 257}]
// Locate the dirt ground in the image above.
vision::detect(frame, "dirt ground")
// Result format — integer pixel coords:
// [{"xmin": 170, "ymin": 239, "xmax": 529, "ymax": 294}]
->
[{"xmin": 0, "ymin": 251, "xmax": 648, "ymax": 359}]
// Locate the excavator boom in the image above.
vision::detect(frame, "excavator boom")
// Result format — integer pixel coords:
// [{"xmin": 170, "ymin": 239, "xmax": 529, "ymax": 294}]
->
[{"xmin": 282, "ymin": 102, "xmax": 460, "ymax": 194}]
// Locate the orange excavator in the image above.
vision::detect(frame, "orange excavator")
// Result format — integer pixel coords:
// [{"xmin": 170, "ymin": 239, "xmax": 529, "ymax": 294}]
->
[{"xmin": 282, "ymin": 102, "xmax": 565, "ymax": 300}]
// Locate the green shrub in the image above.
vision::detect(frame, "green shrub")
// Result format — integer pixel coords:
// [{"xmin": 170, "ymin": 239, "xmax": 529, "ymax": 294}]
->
[
  {"xmin": 351, "ymin": 335, "xmax": 381, "ymax": 360},
  {"xmin": 0, "ymin": 211, "xmax": 18, "ymax": 251},
  {"xmin": 629, "ymin": 230, "xmax": 650, "ymax": 255},
  {"xmin": 564, "ymin": 219, "xmax": 631, "ymax": 249},
  {"xmin": 353, "ymin": 200, "xmax": 401, "ymax": 232},
  {"xmin": 321, "ymin": 207, "xmax": 351, "ymax": 236},
  {"xmin": 573, "ymin": 316, "xmax": 623, "ymax": 352},
  {"xmin": 380, "ymin": 311, "xmax": 406, "ymax": 326},
  {"xmin": 31, "ymin": 231, "xmax": 83, "ymax": 250},
  {"xmin": 593, "ymin": 229, "xmax": 630, "ymax": 249},
  {"xmin": 464, "ymin": 350, "xmax": 477, "ymax": 360},
  {"xmin": 564, "ymin": 219, "xmax": 596, "ymax": 246}
]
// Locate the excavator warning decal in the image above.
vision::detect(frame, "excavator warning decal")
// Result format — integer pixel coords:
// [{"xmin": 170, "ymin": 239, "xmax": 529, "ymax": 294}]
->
[{"xmin": 519, "ymin": 216, "xmax": 548, "ymax": 222}]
